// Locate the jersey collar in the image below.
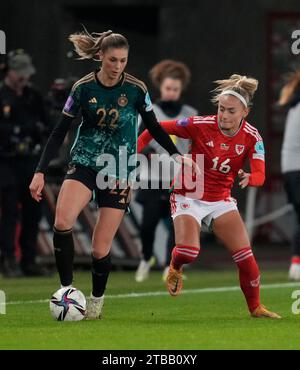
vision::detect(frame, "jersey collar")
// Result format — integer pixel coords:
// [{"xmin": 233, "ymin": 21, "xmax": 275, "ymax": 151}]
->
[
  {"xmin": 216, "ymin": 116, "xmax": 245, "ymax": 138},
  {"xmin": 94, "ymin": 69, "xmax": 125, "ymax": 90}
]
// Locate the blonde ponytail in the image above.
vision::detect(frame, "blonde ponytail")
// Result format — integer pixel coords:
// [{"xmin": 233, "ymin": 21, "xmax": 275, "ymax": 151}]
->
[{"xmin": 212, "ymin": 74, "xmax": 259, "ymax": 106}]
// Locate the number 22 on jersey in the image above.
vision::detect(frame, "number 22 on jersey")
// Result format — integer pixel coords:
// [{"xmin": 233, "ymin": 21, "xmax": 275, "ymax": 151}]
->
[{"xmin": 97, "ymin": 108, "xmax": 119, "ymax": 129}]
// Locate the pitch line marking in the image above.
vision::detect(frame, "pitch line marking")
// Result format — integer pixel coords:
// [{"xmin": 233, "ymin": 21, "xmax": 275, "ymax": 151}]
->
[{"xmin": 5, "ymin": 281, "xmax": 300, "ymax": 305}]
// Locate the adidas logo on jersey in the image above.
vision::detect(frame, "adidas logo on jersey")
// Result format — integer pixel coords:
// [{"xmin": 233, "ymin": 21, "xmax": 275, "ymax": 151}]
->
[
  {"xmin": 88, "ymin": 97, "xmax": 97, "ymax": 104},
  {"xmin": 206, "ymin": 141, "xmax": 214, "ymax": 147}
]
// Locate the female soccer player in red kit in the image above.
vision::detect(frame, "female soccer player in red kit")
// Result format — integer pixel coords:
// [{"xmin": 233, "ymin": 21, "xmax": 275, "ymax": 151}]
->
[{"xmin": 138, "ymin": 74, "xmax": 281, "ymax": 318}]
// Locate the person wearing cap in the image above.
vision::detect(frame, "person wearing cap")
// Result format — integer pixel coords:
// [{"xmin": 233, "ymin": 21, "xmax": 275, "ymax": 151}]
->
[
  {"xmin": 45, "ymin": 77, "xmax": 79, "ymax": 177},
  {"xmin": 0, "ymin": 49, "xmax": 49, "ymax": 277}
]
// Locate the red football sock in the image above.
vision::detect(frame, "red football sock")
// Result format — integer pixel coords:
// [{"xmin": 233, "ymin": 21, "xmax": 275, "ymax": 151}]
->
[
  {"xmin": 171, "ymin": 245, "xmax": 200, "ymax": 270},
  {"xmin": 232, "ymin": 247, "xmax": 260, "ymax": 312}
]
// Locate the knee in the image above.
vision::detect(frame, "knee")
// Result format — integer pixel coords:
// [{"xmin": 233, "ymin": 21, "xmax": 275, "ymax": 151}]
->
[
  {"xmin": 92, "ymin": 237, "xmax": 113, "ymax": 260},
  {"xmin": 54, "ymin": 210, "xmax": 75, "ymax": 231},
  {"xmin": 92, "ymin": 249, "xmax": 109, "ymax": 260},
  {"xmin": 54, "ymin": 219, "xmax": 73, "ymax": 231}
]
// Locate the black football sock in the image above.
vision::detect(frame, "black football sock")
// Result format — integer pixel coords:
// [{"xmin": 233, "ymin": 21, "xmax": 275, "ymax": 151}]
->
[
  {"xmin": 53, "ymin": 226, "xmax": 74, "ymax": 286},
  {"xmin": 91, "ymin": 253, "xmax": 112, "ymax": 298}
]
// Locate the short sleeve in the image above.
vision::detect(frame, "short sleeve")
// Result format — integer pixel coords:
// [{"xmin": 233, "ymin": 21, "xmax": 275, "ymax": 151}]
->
[{"xmin": 62, "ymin": 83, "xmax": 82, "ymax": 118}]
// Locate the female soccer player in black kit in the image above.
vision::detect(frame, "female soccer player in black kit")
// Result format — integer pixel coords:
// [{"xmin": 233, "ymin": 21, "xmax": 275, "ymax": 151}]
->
[{"xmin": 29, "ymin": 28, "xmax": 197, "ymax": 319}]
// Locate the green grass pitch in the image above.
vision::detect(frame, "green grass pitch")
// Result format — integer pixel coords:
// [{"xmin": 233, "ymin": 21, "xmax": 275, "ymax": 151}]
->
[{"xmin": 0, "ymin": 269, "xmax": 300, "ymax": 350}]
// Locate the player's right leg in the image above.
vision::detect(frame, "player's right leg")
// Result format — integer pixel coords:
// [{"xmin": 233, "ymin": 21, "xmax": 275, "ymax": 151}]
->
[
  {"xmin": 54, "ymin": 178, "xmax": 92, "ymax": 287},
  {"xmin": 85, "ymin": 207, "xmax": 126, "ymax": 319},
  {"xmin": 85, "ymin": 179, "xmax": 132, "ymax": 319},
  {"xmin": 167, "ymin": 194, "xmax": 201, "ymax": 296}
]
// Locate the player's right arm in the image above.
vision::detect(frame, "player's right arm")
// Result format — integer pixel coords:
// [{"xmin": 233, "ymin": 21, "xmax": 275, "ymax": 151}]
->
[
  {"xmin": 137, "ymin": 117, "xmax": 194, "ymax": 153},
  {"xmin": 29, "ymin": 83, "xmax": 81, "ymax": 202}
]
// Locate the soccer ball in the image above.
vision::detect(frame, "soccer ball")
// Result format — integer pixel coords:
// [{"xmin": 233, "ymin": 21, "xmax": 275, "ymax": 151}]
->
[{"xmin": 50, "ymin": 287, "xmax": 86, "ymax": 321}]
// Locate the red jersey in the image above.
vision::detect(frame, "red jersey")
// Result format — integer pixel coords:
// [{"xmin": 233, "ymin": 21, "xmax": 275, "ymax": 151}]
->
[{"xmin": 138, "ymin": 114, "xmax": 265, "ymax": 201}]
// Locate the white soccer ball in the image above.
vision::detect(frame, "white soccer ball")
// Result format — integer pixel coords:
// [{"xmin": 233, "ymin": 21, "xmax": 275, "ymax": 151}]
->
[{"xmin": 50, "ymin": 287, "xmax": 86, "ymax": 321}]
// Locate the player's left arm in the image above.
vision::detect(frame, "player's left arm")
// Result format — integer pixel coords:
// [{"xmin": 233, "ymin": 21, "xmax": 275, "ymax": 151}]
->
[
  {"xmin": 136, "ymin": 87, "xmax": 200, "ymax": 174},
  {"xmin": 238, "ymin": 139, "xmax": 265, "ymax": 188},
  {"xmin": 136, "ymin": 88, "xmax": 180, "ymax": 157}
]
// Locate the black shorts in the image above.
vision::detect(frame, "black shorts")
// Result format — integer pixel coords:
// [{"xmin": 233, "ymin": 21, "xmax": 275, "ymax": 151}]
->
[{"xmin": 64, "ymin": 163, "xmax": 131, "ymax": 210}]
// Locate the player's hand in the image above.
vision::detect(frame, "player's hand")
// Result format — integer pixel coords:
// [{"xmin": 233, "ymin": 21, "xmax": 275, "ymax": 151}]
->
[
  {"xmin": 29, "ymin": 172, "xmax": 45, "ymax": 202},
  {"xmin": 238, "ymin": 169, "xmax": 250, "ymax": 189},
  {"xmin": 175, "ymin": 154, "xmax": 201, "ymax": 176}
]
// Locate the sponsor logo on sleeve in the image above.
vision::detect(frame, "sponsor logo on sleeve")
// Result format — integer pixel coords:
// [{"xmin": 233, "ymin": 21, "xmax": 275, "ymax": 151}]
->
[
  {"xmin": 255, "ymin": 141, "xmax": 265, "ymax": 155},
  {"xmin": 64, "ymin": 95, "xmax": 74, "ymax": 112},
  {"xmin": 144, "ymin": 92, "xmax": 153, "ymax": 112},
  {"xmin": 176, "ymin": 118, "xmax": 189, "ymax": 127}
]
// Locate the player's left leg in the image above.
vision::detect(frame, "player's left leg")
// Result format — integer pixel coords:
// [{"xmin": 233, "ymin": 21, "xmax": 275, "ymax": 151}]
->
[
  {"xmin": 85, "ymin": 207, "xmax": 125, "ymax": 320},
  {"xmin": 212, "ymin": 210, "xmax": 281, "ymax": 319}
]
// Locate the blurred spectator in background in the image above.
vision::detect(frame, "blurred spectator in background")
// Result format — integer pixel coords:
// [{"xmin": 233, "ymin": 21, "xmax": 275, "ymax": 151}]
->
[
  {"xmin": 45, "ymin": 77, "xmax": 78, "ymax": 178},
  {"xmin": 279, "ymin": 70, "xmax": 300, "ymax": 281},
  {"xmin": 0, "ymin": 49, "xmax": 49, "ymax": 277},
  {"xmin": 135, "ymin": 60, "xmax": 198, "ymax": 282}
]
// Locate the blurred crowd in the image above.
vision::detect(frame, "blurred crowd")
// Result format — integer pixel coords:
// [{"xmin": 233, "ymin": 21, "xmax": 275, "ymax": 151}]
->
[{"xmin": 0, "ymin": 49, "xmax": 76, "ymax": 277}]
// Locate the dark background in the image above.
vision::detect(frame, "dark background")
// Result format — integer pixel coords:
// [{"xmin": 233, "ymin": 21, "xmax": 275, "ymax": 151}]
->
[
  {"xmin": 1, "ymin": 0, "xmax": 300, "ymax": 252},
  {"xmin": 0, "ymin": 0, "xmax": 299, "ymax": 127}
]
